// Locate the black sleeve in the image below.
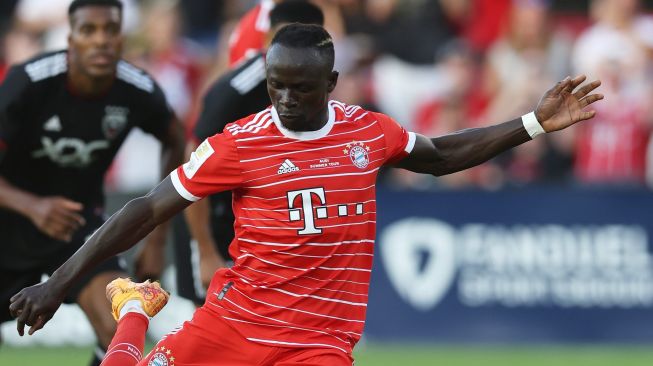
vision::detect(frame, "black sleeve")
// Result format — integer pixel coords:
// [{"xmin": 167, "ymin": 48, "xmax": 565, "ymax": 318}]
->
[
  {"xmin": 133, "ymin": 80, "xmax": 175, "ymax": 139},
  {"xmin": 0, "ymin": 66, "xmax": 32, "ymax": 164},
  {"xmin": 193, "ymin": 77, "xmax": 242, "ymax": 141}
]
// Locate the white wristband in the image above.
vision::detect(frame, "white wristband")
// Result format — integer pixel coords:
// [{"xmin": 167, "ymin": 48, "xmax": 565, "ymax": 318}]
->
[{"xmin": 522, "ymin": 111, "xmax": 546, "ymax": 139}]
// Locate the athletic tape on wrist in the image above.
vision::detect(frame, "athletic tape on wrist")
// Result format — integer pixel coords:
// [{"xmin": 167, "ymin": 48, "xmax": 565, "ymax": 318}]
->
[{"xmin": 522, "ymin": 111, "xmax": 546, "ymax": 139}]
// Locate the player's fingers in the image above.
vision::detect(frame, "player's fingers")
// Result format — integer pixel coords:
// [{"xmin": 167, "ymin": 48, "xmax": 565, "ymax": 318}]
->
[
  {"xmin": 45, "ymin": 224, "xmax": 73, "ymax": 242},
  {"xmin": 25, "ymin": 307, "xmax": 42, "ymax": 330},
  {"xmin": 50, "ymin": 213, "xmax": 81, "ymax": 231},
  {"xmin": 25, "ymin": 307, "xmax": 49, "ymax": 335},
  {"xmin": 29, "ymin": 314, "xmax": 51, "ymax": 335},
  {"xmin": 8, "ymin": 294, "xmax": 24, "ymax": 318},
  {"xmin": 579, "ymin": 110, "xmax": 596, "ymax": 121},
  {"xmin": 15, "ymin": 304, "xmax": 31, "ymax": 336},
  {"xmin": 566, "ymin": 74, "xmax": 587, "ymax": 92},
  {"xmin": 573, "ymin": 80, "xmax": 601, "ymax": 99},
  {"xmin": 58, "ymin": 199, "xmax": 84, "ymax": 212},
  {"xmin": 43, "ymin": 211, "xmax": 76, "ymax": 230},
  {"xmin": 552, "ymin": 76, "xmax": 571, "ymax": 94},
  {"xmin": 54, "ymin": 207, "xmax": 86, "ymax": 227},
  {"xmin": 9, "ymin": 290, "xmax": 23, "ymax": 304},
  {"xmin": 580, "ymin": 93, "xmax": 604, "ymax": 108}
]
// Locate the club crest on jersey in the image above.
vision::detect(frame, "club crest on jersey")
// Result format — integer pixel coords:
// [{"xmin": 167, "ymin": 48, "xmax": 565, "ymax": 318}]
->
[
  {"xmin": 148, "ymin": 346, "xmax": 175, "ymax": 366},
  {"xmin": 343, "ymin": 141, "xmax": 370, "ymax": 169},
  {"xmin": 102, "ymin": 106, "xmax": 129, "ymax": 139}
]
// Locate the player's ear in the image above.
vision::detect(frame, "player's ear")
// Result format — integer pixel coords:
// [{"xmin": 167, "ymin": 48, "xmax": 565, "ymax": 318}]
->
[{"xmin": 327, "ymin": 71, "xmax": 338, "ymax": 93}]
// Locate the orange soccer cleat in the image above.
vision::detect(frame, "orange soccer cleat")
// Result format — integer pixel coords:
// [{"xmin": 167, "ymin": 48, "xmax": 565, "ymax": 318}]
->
[{"xmin": 105, "ymin": 277, "xmax": 170, "ymax": 321}]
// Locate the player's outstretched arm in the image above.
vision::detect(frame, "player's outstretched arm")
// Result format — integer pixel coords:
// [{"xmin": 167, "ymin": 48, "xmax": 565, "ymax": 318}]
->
[
  {"xmin": 8, "ymin": 177, "xmax": 191, "ymax": 336},
  {"xmin": 396, "ymin": 75, "xmax": 603, "ymax": 176}
]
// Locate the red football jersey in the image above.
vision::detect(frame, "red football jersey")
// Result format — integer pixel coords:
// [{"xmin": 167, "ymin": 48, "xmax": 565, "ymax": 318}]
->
[
  {"xmin": 171, "ymin": 101, "xmax": 415, "ymax": 354},
  {"xmin": 228, "ymin": 0, "xmax": 274, "ymax": 67}
]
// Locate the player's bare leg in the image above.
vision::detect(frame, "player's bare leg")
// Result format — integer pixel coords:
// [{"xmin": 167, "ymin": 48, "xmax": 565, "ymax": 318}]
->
[
  {"xmin": 100, "ymin": 278, "xmax": 169, "ymax": 366},
  {"xmin": 77, "ymin": 271, "xmax": 124, "ymax": 365}
]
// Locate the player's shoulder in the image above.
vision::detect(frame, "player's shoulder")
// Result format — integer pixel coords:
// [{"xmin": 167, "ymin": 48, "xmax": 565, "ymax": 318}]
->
[
  {"xmin": 114, "ymin": 59, "xmax": 158, "ymax": 94},
  {"xmin": 14, "ymin": 50, "xmax": 68, "ymax": 85},
  {"xmin": 201, "ymin": 53, "xmax": 265, "ymax": 102},
  {"xmin": 223, "ymin": 107, "xmax": 274, "ymax": 138},
  {"xmin": 329, "ymin": 100, "xmax": 382, "ymax": 125},
  {"xmin": 226, "ymin": 52, "xmax": 266, "ymax": 95}
]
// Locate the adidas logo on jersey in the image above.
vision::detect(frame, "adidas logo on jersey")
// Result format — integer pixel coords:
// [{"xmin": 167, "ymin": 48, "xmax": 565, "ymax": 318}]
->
[
  {"xmin": 43, "ymin": 115, "xmax": 62, "ymax": 132},
  {"xmin": 277, "ymin": 159, "xmax": 300, "ymax": 175}
]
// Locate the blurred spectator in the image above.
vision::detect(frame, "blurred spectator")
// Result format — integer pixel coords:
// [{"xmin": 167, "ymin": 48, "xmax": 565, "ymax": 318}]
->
[
  {"xmin": 331, "ymin": 34, "xmax": 377, "ymax": 110},
  {"xmin": 134, "ymin": 0, "xmax": 206, "ymax": 127},
  {"xmin": 404, "ymin": 40, "xmax": 493, "ymax": 188},
  {"xmin": 482, "ymin": 0, "xmax": 575, "ymax": 186},
  {"xmin": 2, "ymin": 26, "xmax": 42, "ymax": 68},
  {"xmin": 485, "ymin": 0, "xmax": 573, "ymax": 121},
  {"xmin": 442, "ymin": 0, "xmax": 511, "ymax": 53},
  {"xmin": 177, "ymin": 0, "xmax": 225, "ymax": 45},
  {"xmin": 357, "ymin": 0, "xmax": 463, "ymax": 128},
  {"xmin": 572, "ymin": 0, "xmax": 653, "ymax": 185}
]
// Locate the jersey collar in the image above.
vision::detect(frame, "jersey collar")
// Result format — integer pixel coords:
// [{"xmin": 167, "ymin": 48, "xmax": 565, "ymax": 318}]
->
[{"xmin": 270, "ymin": 102, "xmax": 335, "ymax": 141}]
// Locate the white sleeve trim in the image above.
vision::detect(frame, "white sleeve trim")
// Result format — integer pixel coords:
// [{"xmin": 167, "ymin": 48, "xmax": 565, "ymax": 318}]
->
[
  {"xmin": 170, "ymin": 170, "xmax": 201, "ymax": 202},
  {"xmin": 522, "ymin": 111, "xmax": 546, "ymax": 138},
  {"xmin": 405, "ymin": 132, "xmax": 416, "ymax": 153}
]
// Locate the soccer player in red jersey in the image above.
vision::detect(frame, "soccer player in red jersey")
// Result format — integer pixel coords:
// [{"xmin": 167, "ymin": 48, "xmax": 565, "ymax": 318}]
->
[{"xmin": 10, "ymin": 24, "xmax": 603, "ymax": 366}]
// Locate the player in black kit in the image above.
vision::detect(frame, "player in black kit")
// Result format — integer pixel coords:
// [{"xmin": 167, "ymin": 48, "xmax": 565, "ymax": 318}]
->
[
  {"xmin": 165, "ymin": 0, "xmax": 324, "ymax": 304},
  {"xmin": 0, "ymin": 1, "xmax": 184, "ymax": 365}
]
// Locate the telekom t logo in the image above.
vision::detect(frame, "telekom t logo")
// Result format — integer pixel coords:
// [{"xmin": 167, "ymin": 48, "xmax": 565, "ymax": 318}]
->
[{"xmin": 287, "ymin": 187, "xmax": 328, "ymax": 235}]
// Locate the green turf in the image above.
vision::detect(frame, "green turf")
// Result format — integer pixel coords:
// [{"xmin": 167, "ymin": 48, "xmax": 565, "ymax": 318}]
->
[{"xmin": 1, "ymin": 344, "xmax": 653, "ymax": 365}]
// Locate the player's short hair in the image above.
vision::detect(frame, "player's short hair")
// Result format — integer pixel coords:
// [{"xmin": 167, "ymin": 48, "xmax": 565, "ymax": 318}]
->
[
  {"xmin": 68, "ymin": 0, "xmax": 123, "ymax": 16},
  {"xmin": 269, "ymin": 0, "xmax": 324, "ymax": 28},
  {"xmin": 270, "ymin": 24, "xmax": 334, "ymax": 69}
]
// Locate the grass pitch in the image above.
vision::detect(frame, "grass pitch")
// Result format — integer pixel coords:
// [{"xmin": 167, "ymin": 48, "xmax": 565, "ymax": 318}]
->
[{"xmin": 1, "ymin": 344, "xmax": 652, "ymax": 365}]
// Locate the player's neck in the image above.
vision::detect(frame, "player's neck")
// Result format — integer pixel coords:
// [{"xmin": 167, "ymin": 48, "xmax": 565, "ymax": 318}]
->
[
  {"xmin": 286, "ymin": 108, "xmax": 329, "ymax": 132},
  {"xmin": 67, "ymin": 68, "xmax": 114, "ymax": 98}
]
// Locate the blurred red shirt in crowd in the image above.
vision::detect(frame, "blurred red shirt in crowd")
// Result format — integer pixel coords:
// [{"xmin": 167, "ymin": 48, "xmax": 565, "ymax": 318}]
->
[
  {"xmin": 575, "ymin": 101, "xmax": 651, "ymax": 184},
  {"xmin": 228, "ymin": 0, "xmax": 275, "ymax": 67}
]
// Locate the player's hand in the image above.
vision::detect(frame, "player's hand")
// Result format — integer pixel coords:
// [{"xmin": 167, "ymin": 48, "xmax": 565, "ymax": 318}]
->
[
  {"xmin": 200, "ymin": 244, "xmax": 227, "ymax": 289},
  {"xmin": 29, "ymin": 196, "xmax": 85, "ymax": 242},
  {"xmin": 534, "ymin": 75, "xmax": 603, "ymax": 132},
  {"xmin": 9, "ymin": 281, "xmax": 64, "ymax": 336}
]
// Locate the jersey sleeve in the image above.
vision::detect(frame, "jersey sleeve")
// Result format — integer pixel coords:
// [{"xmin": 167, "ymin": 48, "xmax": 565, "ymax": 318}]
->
[
  {"xmin": 0, "ymin": 65, "xmax": 31, "ymax": 164},
  {"xmin": 170, "ymin": 131, "xmax": 243, "ymax": 201},
  {"xmin": 374, "ymin": 112, "xmax": 416, "ymax": 165},
  {"xmin": 133, "ymin": 80, "xmax": 175, "ymax": 139},
  {"xmin": 193, "ymin": 78, "xmax": 240, "ymax": 141}
]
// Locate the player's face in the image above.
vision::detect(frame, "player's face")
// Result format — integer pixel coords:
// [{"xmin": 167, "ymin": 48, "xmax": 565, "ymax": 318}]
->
[
  {"xmin": 68, "ymin": 6, "xmax": 123, "ymax": 79},
  {"xmin": 266, "ymin": 45, "xmax": 338, "ymax": 131}
]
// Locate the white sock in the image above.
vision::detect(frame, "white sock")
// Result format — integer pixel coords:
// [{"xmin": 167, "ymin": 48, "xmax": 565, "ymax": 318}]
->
[{"xmin": 119, "ymin": 300, "xmax": 150, "ymax": 320}]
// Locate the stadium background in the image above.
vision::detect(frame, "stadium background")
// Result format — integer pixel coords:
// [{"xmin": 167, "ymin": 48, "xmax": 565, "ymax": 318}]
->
[{"xmin": 2, "ymin": 0, "xmax": 653, "ymax": 365}]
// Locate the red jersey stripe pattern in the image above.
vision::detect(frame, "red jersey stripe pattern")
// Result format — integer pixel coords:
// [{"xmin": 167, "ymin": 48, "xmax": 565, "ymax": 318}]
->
[{"xmin": 171, "ymin": 100, "xmax": 415, "ymax": 354}]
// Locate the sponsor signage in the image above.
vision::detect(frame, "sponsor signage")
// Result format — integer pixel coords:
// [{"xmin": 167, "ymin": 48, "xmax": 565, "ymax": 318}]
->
[{"xmin": 367, "ymin": 187, "xmax": 653, "ymax": 342}]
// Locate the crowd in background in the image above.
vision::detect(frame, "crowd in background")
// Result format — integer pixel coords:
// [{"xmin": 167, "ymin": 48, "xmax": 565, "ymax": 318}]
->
[{"xmin": 1, "ymin": 0, "xmax": 653, "ymax": 191}]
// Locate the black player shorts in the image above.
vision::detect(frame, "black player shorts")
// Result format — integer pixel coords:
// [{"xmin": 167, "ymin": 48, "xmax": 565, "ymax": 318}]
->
[
  {"xmin": 0, "ymin": 216, "xmax": 126, "ymax": 323},
  {"xmin": 172, "ymin": 214, "xmax": 233, "ymax": 305}
]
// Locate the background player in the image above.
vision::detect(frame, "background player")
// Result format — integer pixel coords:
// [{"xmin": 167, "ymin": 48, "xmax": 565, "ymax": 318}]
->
[
  {"xmin": 0, "ymin": 0, "xmax": 185, "ymax": 364},
  {"xmin": 169, "ymin": 0, "xmax": 325, "ymax": 305},
  {"xmin": 9, "ymin": 24, "xmax": 602, "ymax": 366}
]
